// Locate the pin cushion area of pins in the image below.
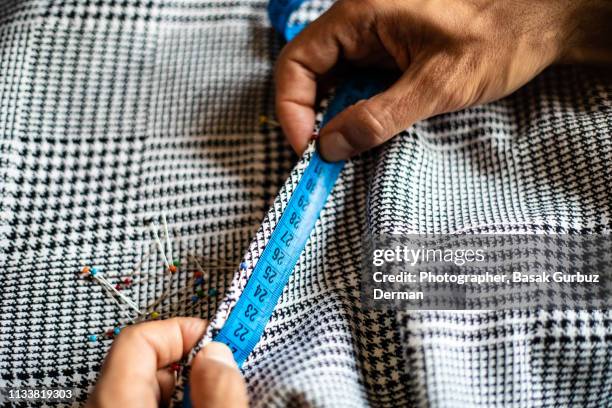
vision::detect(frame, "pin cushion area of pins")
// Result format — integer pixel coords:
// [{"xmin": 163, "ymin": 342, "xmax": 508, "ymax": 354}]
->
[
  {"xmin": 79, "ymin": 214, "xmax": 227, "ymax": 344},
  {"xmin": 82, "ymin": 260, "xmax": 218, "ymax": 343}
]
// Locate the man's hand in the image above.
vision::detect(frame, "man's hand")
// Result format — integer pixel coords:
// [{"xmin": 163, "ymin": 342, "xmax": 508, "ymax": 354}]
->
[
  {"xmin": 275, "ymin": 0, "xmax": 611, "ymax": 161},
  {"xmin": 87, "ymin": 318, "xmax": 248, "ymax": 408}
]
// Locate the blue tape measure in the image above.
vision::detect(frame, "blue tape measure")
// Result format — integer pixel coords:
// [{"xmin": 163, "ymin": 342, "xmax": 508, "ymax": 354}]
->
[
  {"xmin": 211, "ymin": 0, "xmax": 391, "ymax": 368},
  {"xmin": 267, "ymin": 0, "xmax": 307, "ymax": 40},
  {"xmin": 214, "ymin": 72, "xmax": 389, "ymax": 367},
  {"xmin": 214, "ymin": 149, "xmax": 342, "ymax": 366}
]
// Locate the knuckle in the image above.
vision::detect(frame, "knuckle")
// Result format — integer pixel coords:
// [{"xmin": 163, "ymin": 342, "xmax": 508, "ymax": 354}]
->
[{"xmin": 350, "ymin": 100, "xmax": 389, "ymax": 148}]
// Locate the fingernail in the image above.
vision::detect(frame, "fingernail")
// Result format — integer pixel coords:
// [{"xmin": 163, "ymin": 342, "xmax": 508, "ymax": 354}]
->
[
  {"xmin": 319, "ymin": 131, "xmax": 354, "ymax": 162},
  {"xmin": 201, "ymin": 342, "xmax": 238, "ymax": 369}
]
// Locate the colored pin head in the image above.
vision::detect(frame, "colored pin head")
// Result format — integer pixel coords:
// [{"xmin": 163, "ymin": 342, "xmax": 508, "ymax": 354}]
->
[
  {"xmin": 240, "ymin": 262, "xmax": 247, "ymax": 270},
  {"xmin": 113, "ymin": 327, "xmax": 121, "ymax": 336},
  {"xmin": 88, "ymin": 334, "xmax": 97, "ymax": 342},
  {"xmin": 259, "ymin": 115, "xmax": 280, "ymax": 127},
  {"xmin": 208, "ymin": 288, "xmax": 218, "ymax": 297},
  {"xmin": 151, "ymin": 311, "xmax": 160, "ymax": 319}
]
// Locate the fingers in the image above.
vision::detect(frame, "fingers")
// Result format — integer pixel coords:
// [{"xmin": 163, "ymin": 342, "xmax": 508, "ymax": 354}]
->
[
  {"xmin": 275, "ymin": 0, "xmax": 378, "ymax": 154},
  {"xmin": 189, "ymin": 342, "xmax": 249, "ymax": 408},
  {"xmin": 156, "ymin": 367, "xmax": 178, "ymax": 403},
  {"xmin": 87, "ymin": 318, "xmax": 207, "ymax": 408},
  {"xmin": 318, "ymin": 65, "xmax": 437, "ymax": 161}
]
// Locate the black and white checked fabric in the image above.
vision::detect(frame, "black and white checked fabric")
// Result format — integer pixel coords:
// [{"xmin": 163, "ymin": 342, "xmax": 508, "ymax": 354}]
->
[
  {"xmin": 287, "ymin": 0, "xmax": 333, "ymax": 27},
  {"xmin": 1, "ymin": 1, "xmax": 611, "ymax": 407}
]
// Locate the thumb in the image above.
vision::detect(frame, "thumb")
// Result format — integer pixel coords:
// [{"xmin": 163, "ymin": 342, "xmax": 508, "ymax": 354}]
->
[
  {"xmin": 318, "ymin": 67, "xmax": 435, "ymax": 161},
  {"xmin": 189, "ymin": 342, "xmax": 248, "ymax": 408}
]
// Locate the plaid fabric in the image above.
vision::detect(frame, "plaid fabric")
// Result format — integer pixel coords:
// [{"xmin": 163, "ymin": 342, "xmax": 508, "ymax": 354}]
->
[{"xmin": 1, "ymin": 1, "xmax": 611, "ymax": 407}]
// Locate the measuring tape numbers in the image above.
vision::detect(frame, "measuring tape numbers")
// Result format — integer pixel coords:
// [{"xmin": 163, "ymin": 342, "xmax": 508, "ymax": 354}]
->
[
  {"xmin": 213, "ymin": 72, "xmax": 388, "ymax": 367},
  {"xmin": 214, "ymin": 150, "xmax": 343, "ymax": 366}
]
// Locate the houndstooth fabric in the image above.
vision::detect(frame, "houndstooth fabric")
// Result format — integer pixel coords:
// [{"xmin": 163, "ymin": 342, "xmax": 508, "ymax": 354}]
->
[
  {"xmin": 287, "ymin": 0, "xmax": 333, "ymax": 27},
  {"xmin": 1, "ymin": 1, "xmax": 611, "ymax": 408}
]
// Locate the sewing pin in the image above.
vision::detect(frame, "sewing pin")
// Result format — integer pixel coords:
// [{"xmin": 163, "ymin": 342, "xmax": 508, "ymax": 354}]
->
[
  {"xmin": 259, "ymin": 115, "xmax": 281, "ymax": 127},
  {"xmin": 150, "ymin": 222, "xmax": 171, "ymax": 270}
]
